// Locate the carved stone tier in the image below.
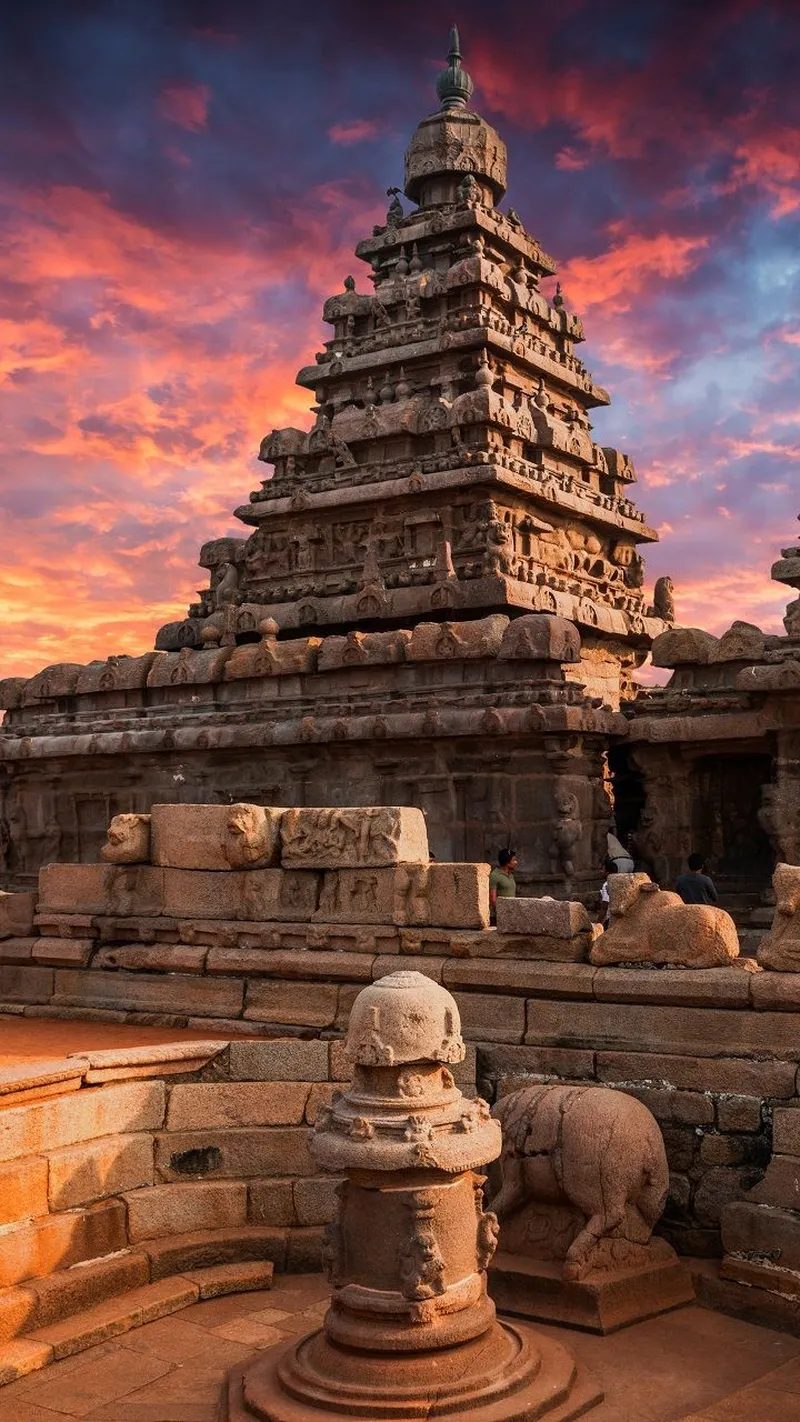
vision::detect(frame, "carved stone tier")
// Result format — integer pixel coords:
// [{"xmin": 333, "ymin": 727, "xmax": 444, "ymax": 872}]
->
[{"xmin": 219, "ymin": 970, "xmax": 602, "ymax": 1419}]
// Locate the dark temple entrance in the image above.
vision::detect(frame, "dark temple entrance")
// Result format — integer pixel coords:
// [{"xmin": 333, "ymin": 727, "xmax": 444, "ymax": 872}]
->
[{"xmin": 691, "ymin": 753, "xmax": 774, "ymax": 879}]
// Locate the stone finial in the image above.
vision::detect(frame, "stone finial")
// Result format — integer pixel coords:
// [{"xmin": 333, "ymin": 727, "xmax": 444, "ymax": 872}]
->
[
  {"xmin": 436, "ymin": 25, "xmax": 474, "ymax": 111},
  {"xmin": 345, "ymin": 970, "xmax": 465, "ymax": 1067}
]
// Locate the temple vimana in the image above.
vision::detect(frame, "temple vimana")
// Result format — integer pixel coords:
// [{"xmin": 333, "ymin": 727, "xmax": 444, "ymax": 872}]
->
[{"xmin": 1, "ymin": 30, "xmax": 800, "ymax": 1420}]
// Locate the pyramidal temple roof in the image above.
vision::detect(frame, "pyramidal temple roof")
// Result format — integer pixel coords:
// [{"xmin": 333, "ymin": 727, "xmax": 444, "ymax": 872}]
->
[{"xmin": 156, "ymin": 30, "xmax": 670, "ymax": 661}]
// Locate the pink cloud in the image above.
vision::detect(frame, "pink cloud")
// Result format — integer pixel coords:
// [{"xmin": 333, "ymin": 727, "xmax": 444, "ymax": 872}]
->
[
  {"xmin": 328, "ymin": 118, "xmax": 383, "ymax": 145},
  {"xmin": 158, "ymin": 82, "xmax": 211, "ymax": 132}
]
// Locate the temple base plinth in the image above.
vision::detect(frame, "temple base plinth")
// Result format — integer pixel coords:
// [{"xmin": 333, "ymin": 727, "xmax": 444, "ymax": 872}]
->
[
  {"xmin": 218, "ymin": 1319, "xmax": 602, "ymax": 1421},
  {"xmin": 490, "ymin": 1250, "xmax": 695, "ymax": 1335}
]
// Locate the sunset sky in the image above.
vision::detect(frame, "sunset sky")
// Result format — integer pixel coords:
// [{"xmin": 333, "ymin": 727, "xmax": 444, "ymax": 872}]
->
[{"xmin": 1, "ymin": 0, "xmax": 799, "ymax": 679}]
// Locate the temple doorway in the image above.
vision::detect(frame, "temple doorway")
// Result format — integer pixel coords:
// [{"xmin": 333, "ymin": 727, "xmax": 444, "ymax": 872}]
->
[{"xmin": 690, "ymin": 753, "xmax": 774, "ymax": 879}]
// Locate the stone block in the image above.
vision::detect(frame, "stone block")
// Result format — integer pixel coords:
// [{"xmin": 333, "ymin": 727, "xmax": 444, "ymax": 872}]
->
[
  {"xmin": 524, "ymin": 1000, "xmax": 800, "ymax": 1060},
  {"xmin": 444, "ymin": 959, "xmax": 595, "ymax": 998},
  {"xmin": 0, "ymin": 1285, "xmax": 37, "ymax": 1343},
  {"xmin": 248, "ymin": 1179, "xmax": 296, "ymax": 1227},
  {"xmin": 92, "ymin": 942, "xmax": 207, "ymax": 973},
  {"xmin": 717, "ymin": 1097, "xmax": 762, "ymax": 1132},
  {"xmin": 747, "ymin": 1156, "xmax": 800, "ymax": 1210},
  {"xmin": 406, "ymin": 615, "xmax": 509, "ymax": 662},
  {"xmin": 151, "ymin": 802, "xmax": 281, "ymax": 870},
  {"xmin": 239, "ymin": 869, "xmax": 321, "ymax": 921},
  {"xmin": 27, "ymin": 1276, "xmax": 199, "ymax": 1360},
  {"xmin": 36, "ymin": 912, "xmax": 97, "ymax": 938},
  {"xmin": 125, "ymin": 1180, "xmax": 247, "ymax": 1242},
  {"xmin": 329, "ymin": 1039, "xmax": 350, "ymax": 1083},
  {"xmin": 0, "ymin": 1057, "xmax": 85, "ymax": 1106},
  {"xmin": 244, "ymin": 979, "xmax": 340, "ymax": 1028},
  {"xmin": 0, "ymin": 1200, "xmax": 127, "ymax": 1288},
  {"xmin": 166, "ymin": 1082, "xmax": 311, "ymax": 1130},
  {"xmin": 51, "ymin": 968, "xmax": 244, "ymax": 1018},
  {"xmin": 143, "ymin": 1225, "xmax": 287, "ymax": 1279},
  {"xmin": 0, "ymin": 1081, "xmax": 165, "ymax": 1163},
  {"xmin": 293, "ymin": 1175, "xmax": 342, "ymax": 1226},
  {"xmin": 32, "ymin": 939, "xmax": 94, "ymax": 968},
  {"xmin": 48, "ymin": 1133, "xmax": 154, "ymax": 1209},
  {"xmin": 26, "ymin": 1251, "xmax": 150, "ymax": 1328},
  {"xmin": 182, "ymin": 1259, "xmax": 275, "ymax": 1299},
  {"xmin": 751, "ymin": 973, "xmax": 800, "ymax": 1010},
  {"xmin": 103, "ymin": 866, "xmax": 167, "ymax": 918},
  {"xmin": 722, "ymin": 1200, "xmax": 800, "ymax": 1270},
  {"xmin": 595, "ymin": 1050, "xmax": 796, "ymax": 1098},
  {"xmin": 162, "ymin": 868, "xmax": 243, "ymax": 919},
  {"xmin": 452, "ymin": 990, "xmax": 525, "ymax": 1043},
  {"xmin": 229, "ymin": 1038, "xmax": 329, "ymax": 1083},
  {"xmin": 0, "ymin": 965, "xmax": 53, "ymax": 1003},
  {"xmin": 592, "ymin": 966, "xmax": 752, "ymax": 1008},
  {"xmin": 0, "ymin": 1157, "xmax": 49, "ymax": 1226},
  {"xmin": 694, "ymin": 1167, "xmax": 755, "ymax": 1227},
  {"xmin": 773, "ymin": 1107, "xmax": 800, "ymax": 1155},
  {"xmin": 314, "ymin": 863, "xmax": 489, "ymax": 930},
  {"xmin": 651, "ymin": 626, "xmax": 719, "ymax": 667},
  {"xmin": 495, "ymin": 897, "xmax": 590, "ymax": 937},
  {"xmin": 280, "ymin": 806, "xmax": 428, "ymax": 869},
  {"xmin": 0, "ymin": 892, "xmax": 36, "ymax": 940},
  {"xmin": 373, "ymin": 955, "xmax": 446, "ymax": 983},
  {"xmin": 484, "ymin": 1044, "xmax": 595, "ymax": 1085},
  {"xmin": 399, "ymin": 926, "xmax": 590, "ymax": 962},
  {"xmin": 0, "ymin": 1338, "xmax": 53, "ymax": 1385},
  {"xmin": 207, "ymin": 947, "xmax": 374, "ymax": 981},
  {"xmin": 155, "ymin": 1127, "xmax": 313, "ymax": 1181},
  {"xmin": 0, "ymin": 938, "xmax": 35, "ymax": 965},
  {"xmin": 499, "ymin": 614, "xmax": 581, "ymax": 663},
  {"xmin": 38, "ymin": 863, "xmax": 107, "ymax": 915}
]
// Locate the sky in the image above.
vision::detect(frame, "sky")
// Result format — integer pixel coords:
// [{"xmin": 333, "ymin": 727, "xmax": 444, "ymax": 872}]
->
[{"xmin": 1, "ymin": 0, "xmax": 799, "ymax": 680}]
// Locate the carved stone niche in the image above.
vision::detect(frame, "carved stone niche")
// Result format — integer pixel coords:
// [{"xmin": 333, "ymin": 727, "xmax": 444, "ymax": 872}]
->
[
  {"xmin": 488, "ymin": 1084, "xmax": 694, "ymax": 1333},
  {"xmin": 220, "ymin": 972, "xmax": 602, "ymax": 1420}
]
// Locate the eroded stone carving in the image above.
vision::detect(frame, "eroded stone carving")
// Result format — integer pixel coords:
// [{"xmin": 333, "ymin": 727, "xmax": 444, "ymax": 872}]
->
[
  {"xmin": 488, "ymin": 1083, "xmax": 694, "ymax": 1331},
  {"xmin": 590, "ymin": 872, "xmax": 740, "ymax": 967},
  {"xmin": 100, "ymin": 813, "xmax": 152, "ymax": 865},
  {"xmin": 280, "ymin": 805, "xmax": 428, "ymax": 869},
  {"xmin": 758, "ymin": 863, "xmax": 800, "ymax": 971}
]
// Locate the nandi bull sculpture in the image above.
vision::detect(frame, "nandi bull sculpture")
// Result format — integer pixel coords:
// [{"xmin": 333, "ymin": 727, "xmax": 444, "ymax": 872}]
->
[{"xmin": 487, "ymin": 1083, "xmax": 694, "ymax": 1332}]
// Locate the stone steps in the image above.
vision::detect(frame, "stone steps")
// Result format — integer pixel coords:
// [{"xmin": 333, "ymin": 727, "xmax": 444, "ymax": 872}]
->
[{"xmin": 0, "ymin": 1254, "xmax": 274, "ymax": 1386}]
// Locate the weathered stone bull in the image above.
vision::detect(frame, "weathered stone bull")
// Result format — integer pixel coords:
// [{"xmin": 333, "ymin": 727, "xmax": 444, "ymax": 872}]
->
[
  {"xmin": 489, "ymin": 1083, "xmax": 669, "ymax": 1280},
  {"xmin": 589, "ymin": 872, "xmax": 739, "ymax": 967}
]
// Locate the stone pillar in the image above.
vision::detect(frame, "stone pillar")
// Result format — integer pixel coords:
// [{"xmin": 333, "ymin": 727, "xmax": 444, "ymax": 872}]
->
[{"xmin": 220, "ymin": 970, "xmax": 601, "ymax": 1420}]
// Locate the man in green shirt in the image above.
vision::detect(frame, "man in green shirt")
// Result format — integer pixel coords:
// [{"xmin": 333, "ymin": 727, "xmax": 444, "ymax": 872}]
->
[{"xmin": 489, "ymin": 847, "xmax": 517, "ymax": 921}]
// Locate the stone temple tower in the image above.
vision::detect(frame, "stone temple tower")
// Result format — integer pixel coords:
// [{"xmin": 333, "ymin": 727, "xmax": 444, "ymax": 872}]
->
[
  {"xmin": 158, "ymin": 26, "xmax": 665, "ymax": 689},
  {"xmin": 0, "ymin": 30, "xmax": 668, "ymax": 893}
]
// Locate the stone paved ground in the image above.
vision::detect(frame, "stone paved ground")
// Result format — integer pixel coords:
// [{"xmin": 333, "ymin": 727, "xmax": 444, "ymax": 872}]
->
[{"xmin": 0, "ymin": 1272, "xmax": 797, "ymax": 1421}]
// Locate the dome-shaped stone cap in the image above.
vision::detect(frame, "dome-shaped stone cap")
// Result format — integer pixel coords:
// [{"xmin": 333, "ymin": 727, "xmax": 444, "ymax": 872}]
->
[
  {"xmin": 404, "ymin": 109, "xmax": 507, "ymax": 204},
  {"xmin": 345, "ymin": 970, "xmax": 465, "ymax": 1067}
]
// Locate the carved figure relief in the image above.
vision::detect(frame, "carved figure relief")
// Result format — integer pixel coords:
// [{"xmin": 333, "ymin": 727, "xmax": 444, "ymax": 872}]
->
[
  {"xmin": 101, "ymin": 813, "xmax": 152, "ymax": 865},
  {"xmin": 549, "ymin": 789, "xmax": 582, "ymax": 879}
]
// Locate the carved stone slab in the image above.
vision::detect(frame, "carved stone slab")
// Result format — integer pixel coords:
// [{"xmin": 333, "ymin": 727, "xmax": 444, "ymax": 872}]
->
[
  {"xmin": 280, "ymin": 806, "xmax": 428, "ymax": 869},
  {"xmin": 496, "ymin": 897, "xmax": 591, "ymax": 938},
  {"xmin": 315, "ymin": 863, "xmax": 489, "ymax": 928},
  {"xmin": 151, "ymin": 803, "xmax": 281, "ymax": 871}
]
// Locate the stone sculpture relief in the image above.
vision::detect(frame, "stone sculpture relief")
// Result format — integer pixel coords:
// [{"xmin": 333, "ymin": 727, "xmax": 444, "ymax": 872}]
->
[
  {"xmin": 590, "ymin": 873, "xmax": 740, "ymax": 967},
  {"xmin": 758, "ymin": 863, "xmax": 800, "ymax": 971},
  {"xmin": 489, "ymin": 1084, "xmax": 670, "ymax": 1280},
  {"xmin": 280, "ymin": 805, "xmax": 428, "ymax": 869},
  {"xmin": 100, "ymin": 813, "xmax": 152, "ymax": 865}
]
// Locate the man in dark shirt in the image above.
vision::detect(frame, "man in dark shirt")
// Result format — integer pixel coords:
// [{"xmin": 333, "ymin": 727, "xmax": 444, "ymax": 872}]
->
[{"xmin": 675, "ymin": 853, "xmax": 718, "ymax": 905}]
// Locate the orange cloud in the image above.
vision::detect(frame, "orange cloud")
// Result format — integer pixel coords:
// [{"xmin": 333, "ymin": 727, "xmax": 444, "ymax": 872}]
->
[
  {"xmin": 329, "ymin": 119, "xmax": 383, "ymax": 145},
  {"xmin": 557, "ymin": 224, "xmax": 708, "ymax": 314}
]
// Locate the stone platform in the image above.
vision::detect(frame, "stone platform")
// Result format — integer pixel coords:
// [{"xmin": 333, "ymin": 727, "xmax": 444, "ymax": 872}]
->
[
  {"xmin": 490, "ymin": 1249, "xmax": 695, "ymax": 1334},
  {"xmin": 0, "ymin": 1270, "xmax": 797, "ymax": 1421}
]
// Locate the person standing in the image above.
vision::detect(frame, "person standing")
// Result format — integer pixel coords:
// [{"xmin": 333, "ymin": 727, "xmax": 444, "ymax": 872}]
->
[
  {"xmin": 489, "ymin": 847, "xmax": 517, "ymax": 922},
  {"xmin": 675, "ymin": 853, "xmax": 718, "ymax": 905}
]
